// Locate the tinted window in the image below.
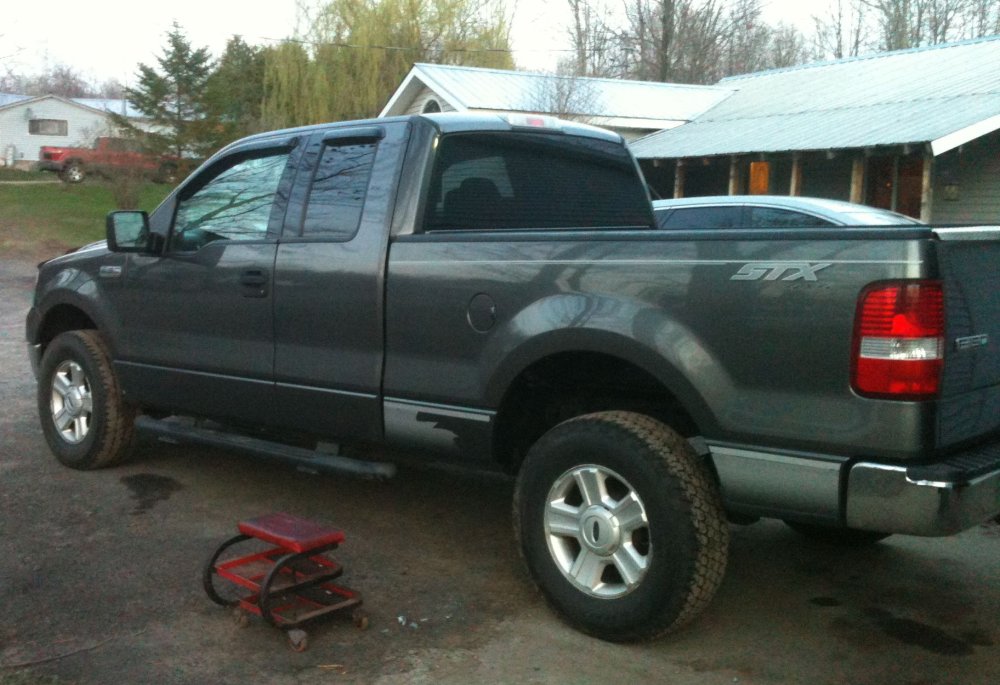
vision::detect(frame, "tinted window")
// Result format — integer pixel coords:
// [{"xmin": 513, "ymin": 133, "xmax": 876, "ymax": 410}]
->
[
  {"xmin": 749, "ymin": 207, "xmax": 834, "ymax": 228},
  {"xmin": 172, "ymin": 151, "xmax": 289, "ymax": 251},
  {"xmin": 658, "ymin": 206, "xmax": 741, "ymax": 229},
  {"xmin": 423, "ymin": 132, "xmax": 652, "ymax": 231},
  {"xmin": 29, "ymin": 119, "xmax": 68, "ymax": 136},
  {"xmin": 302, "ymin": 141, "xmax": 377, "ymax": 239}
]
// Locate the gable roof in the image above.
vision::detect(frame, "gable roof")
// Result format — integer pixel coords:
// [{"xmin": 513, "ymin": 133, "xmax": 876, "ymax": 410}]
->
[
  {"xmin": 0, "ymin": 93, "xmax": 143, "ymax": 119},
  {"xmin": 381, "ymin": 63, "xmax": 734, "ymax": 130},
  {"xmin": 630, "ymin": 35, "xmax": 1000, "ymax": 159}
]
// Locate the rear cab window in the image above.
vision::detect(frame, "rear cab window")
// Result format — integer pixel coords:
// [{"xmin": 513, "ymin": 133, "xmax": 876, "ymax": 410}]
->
[{"xmin": 422, "ymin": 132, "xmax": 652, "ymax": 231}]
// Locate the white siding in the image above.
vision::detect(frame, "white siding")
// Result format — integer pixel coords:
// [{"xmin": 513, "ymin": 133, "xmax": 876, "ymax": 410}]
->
[
  {"xmin": 932, "ymin": 132, "xmax": 1000, "ymax": 224},
  {"xmin": 403, "ymin": 87, "xmax": 457, "ymax": 116},
  {"xmin": 0, "ymin": 98, "xmax": 112, "ymax": 164}
]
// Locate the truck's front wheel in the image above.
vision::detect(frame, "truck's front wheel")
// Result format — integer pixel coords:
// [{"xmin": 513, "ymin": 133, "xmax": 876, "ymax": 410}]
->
[
  {"xmin": 37, "ymin": 330, "xmax": 136, "ymax": 469},
  {"xmin": 514, "ymin": 411, "xmax": 729, "ymax": 642},
  {"xmin": 61, "ymin": 162, "xmax": 85, "ymax": 183}
]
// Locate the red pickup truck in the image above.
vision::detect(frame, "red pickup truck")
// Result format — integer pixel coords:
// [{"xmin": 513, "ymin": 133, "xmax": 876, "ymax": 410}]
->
[{"xmin": 37, "ymin": 136, "xmax": 178, "ymax": 184}]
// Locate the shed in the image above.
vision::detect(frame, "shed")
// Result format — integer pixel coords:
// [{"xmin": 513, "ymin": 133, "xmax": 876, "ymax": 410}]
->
[
  {"xmin": 381, "ymin": 63, "xmax": 733, "ymax": 142},
  {"xmin": 630, "ymin": 36, "xmax": 1000, "ymax": 223}
]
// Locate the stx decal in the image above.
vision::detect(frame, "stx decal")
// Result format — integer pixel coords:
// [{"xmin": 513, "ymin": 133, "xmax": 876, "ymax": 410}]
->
[{"xmin": 730, "ymin": 262, "xmax": 833, "ymax": 282}]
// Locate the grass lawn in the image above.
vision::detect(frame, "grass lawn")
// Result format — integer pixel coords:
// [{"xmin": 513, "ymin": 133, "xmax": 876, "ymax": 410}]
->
[
  {"xmin": 0, "ymin": 167, "xmax": 52, "ymax": 181},
  {"xmin": 0, "ymin": 182, "xmax": 172, "ymax": 260}
]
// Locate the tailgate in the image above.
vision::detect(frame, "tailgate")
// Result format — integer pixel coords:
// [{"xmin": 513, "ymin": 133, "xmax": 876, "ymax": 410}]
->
[{"xmin": 934, "ymin": 227, "xmax": 1000, "ymax": 447}]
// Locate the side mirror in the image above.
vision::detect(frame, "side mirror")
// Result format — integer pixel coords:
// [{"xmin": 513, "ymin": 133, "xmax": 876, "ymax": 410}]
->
[{"xmin": 106, "ymin": 211, "xmax": 151, "ymax": 253}]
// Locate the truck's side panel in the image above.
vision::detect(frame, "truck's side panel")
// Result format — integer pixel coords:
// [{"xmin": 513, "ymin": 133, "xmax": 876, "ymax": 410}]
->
[{"xmin": 383, "ymin": 232, "xmax": 939, "ymax": 461}]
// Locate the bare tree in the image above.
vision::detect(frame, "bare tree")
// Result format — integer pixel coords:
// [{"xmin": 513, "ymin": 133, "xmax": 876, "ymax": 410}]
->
[
  {"xmin": 964, "ymin": 0, "xmax": 1000, "ymax": 37},
  {"xmin": 527, "ymin": 62, "xmax": 601, "ymax": 121},
  {"xmin": 566, "ymin": 0, "xmax": 618, "ymax": 76},
  {"xmin": 768, "ymin": 22, "xmax": 811, "ymax": 69},
  {"xmin": 861, "ymin": 0, "xmax": 969, "ymax": 50},
  {"xmin": 813, "ymin": 0, "xmax": 871, "ymax": 59}
]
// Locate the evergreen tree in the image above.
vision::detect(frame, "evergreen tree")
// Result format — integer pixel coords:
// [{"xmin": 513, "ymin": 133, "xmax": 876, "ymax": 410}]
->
[
  {"xmin": 115, "ymin": 23, "xmax": 214, "ymax": 159},
  {"xmin": 203, "ymin": 36, "xmax": 267, "ymax": 147}
]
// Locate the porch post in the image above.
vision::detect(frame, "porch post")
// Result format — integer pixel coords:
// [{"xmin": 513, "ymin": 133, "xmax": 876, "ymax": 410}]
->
[
  {"xmin": 920, "ymin": 149, "xmax": 934, "ymax": 223},
  {"xmin": 789, "ymin": 153, "xmax": 802, "ymax": 196},
  {"xmin": 850, "ymin": 155, "xmax": 865, "ymax": 203},
  {"xmin": 674, "ymin": 160, "xmax": 686, "ymax": 199},
  {"xmin": 728, "ymin": 156, "xmax": 741, "ymax": 195}
]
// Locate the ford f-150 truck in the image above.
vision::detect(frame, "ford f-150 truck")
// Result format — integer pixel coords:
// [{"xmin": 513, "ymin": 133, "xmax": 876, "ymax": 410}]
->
[
  {"xmin": 26, "ymin": 113, "xmax": 1000, "ymax": 642},
  {"xmin": 37, "ymin": 136, "xmax": 178, "ymax": 184}
]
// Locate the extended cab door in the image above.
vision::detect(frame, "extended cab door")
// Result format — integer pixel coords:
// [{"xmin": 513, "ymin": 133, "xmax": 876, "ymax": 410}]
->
[
  {"xmin": 115, "ymin": 138, "xmax": 303, "ymax": 422},
  {"xmin": 271, "ymin": 121, "xmax": 410, "ymax": 441}
]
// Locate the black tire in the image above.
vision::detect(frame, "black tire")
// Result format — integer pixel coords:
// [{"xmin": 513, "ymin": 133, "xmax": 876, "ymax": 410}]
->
[
  {"xmin": 61, "ymin": 161, "xmax": 85, "ymax": 183},
  {"xmin": 784, "ymin": 520, "xmax": 890, "ymax": 546},
  {"xmin": 37, "ymin": 330, "xmax": 136, "ymax": 469},
  {"xmin": 514, "ymin": 411, "xmax": 729, "ymax": 642},
  {"xmin": 156, "ymin": 163, "xmax": 178, "ymax": 185}
]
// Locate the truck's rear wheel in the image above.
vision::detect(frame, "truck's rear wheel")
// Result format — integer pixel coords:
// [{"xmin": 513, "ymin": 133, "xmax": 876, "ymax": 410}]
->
[
  {"xmin": 37, "ymin": 330, "xmax": 136, "ymax": 469},
  {"xmin": 514, "ymin": 411, "xmax": 729, "ymax": 642}
]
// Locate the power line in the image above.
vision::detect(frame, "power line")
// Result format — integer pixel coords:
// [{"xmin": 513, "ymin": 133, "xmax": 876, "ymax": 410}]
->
[{"xmin": 257, "ymin": 35, "xmax": 583, "ymax": 54}]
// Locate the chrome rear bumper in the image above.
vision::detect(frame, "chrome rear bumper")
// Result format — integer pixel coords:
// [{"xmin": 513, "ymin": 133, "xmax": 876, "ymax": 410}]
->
[{"xmin": 846, "ymin": 440, "xmax": 1000, "ymax": 536}]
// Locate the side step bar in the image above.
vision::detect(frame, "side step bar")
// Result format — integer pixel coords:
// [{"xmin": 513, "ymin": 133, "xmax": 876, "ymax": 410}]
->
[{"xmin": 135, "ymin": 416, "xmax": 397, "ymax": 480}]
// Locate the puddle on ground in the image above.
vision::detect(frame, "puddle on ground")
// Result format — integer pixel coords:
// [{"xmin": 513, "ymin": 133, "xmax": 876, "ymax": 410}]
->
[
  {"xmin": 863, "ymin": 608, "xmax": 975, "ymax": 657},
  {"xmin": 120, "ymin": 473, "xmax": 183, "ymax": 515}
]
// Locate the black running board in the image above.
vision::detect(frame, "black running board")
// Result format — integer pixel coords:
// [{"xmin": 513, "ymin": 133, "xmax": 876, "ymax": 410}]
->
[{"xmin": 135, "ymin": 416, "xmax": 397, "ymax": 480}]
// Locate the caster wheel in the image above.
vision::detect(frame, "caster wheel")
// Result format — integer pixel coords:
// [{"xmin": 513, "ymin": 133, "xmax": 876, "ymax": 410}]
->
[
  {"xmin": 352, "ymin": 608, "xmax": 369, "ymax": 630},
  {"xmin": 232, "ymin": 608, "xmax": 250, "ymax": 628},
  {"xmin": 287, "ymin": 629, "xmax": 309, "ymax": 652}
]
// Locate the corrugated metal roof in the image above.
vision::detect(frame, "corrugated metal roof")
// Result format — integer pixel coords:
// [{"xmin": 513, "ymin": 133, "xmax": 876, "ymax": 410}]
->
[
  {"xmin": 409, "ymin": 63, "xmax": 733, "ymax": 123},
  {"xmin": 71, "ymin": 98, "xmax": 144, "ymax": 119},
  {"xmin": 0, "ymin": 93, "xmax": 31, "ymax": 108},
  {"xmin": 631, "ymin": 36, "xmax": 1000, "ymax": 158}
]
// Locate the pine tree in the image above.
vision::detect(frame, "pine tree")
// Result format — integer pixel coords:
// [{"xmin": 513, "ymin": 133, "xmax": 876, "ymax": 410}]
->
[
  {"xmin": 203, "ymin": 36, "xmax": 267, "ymax": 147},
  {"xmin": 115, "ymin": 23, "xmax": 214, "ymax": 159}
]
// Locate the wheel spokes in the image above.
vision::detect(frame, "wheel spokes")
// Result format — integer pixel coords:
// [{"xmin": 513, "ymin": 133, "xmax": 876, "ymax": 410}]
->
[
  {"xmin": 572, "ymin": 467, "xmax": 605, "ymax": 507},
  {"xmin": 52, "ymin": 373, "xmax": 72, "ymax": 400},
  {"xmin": 611, "ymin": 546, "xmax": 647, "ymax": 588},
  {"xmin": 546, "ymin": 501, "xmax": 583, "ymax": 538},
  {"xmin": 613, "ymin": 495, "xmax": 647, "ymax": 533},
  {"xmin": 569, "ymin": 549, "xmax": 605, "ymax": 590},
  {"xmin": 53, "ymin": 407, "xmax": 73, "ymax": 431}
]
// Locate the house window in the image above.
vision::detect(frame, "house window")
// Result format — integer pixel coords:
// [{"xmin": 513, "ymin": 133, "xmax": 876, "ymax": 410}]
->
[
  {"xmin": 29, "ymin": 119, "xmax": 69, "ymax": 136},
  {"xmin": 422, "ymin": 99, "xmax": 442, "ymax": 113}
]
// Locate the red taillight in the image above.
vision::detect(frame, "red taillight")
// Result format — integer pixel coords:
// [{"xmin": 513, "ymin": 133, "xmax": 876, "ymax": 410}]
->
[{"xmin": 852, "ymin": 281, "xmax": 944, "ymax": 399}]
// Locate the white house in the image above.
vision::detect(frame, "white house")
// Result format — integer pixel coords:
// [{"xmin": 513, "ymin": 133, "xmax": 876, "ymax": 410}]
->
[
  {"xmin": 0, "ymin": 94, "xmax": 146, "ymax": 168},
  {"xmin": 380, "ymin": 63, "xmax": 733, "ymax": 142}
]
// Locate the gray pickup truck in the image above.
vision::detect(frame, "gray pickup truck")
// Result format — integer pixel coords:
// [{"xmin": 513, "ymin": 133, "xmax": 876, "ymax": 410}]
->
[{"xmin": 26, "ymin": 113, "xmax": 1000, "ymax": 642}]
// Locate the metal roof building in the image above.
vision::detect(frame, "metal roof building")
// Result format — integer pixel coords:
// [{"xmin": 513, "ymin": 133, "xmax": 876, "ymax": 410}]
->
[
  {"xmin": 381, "ymin": 63, "xmax": 733, "ymax": 141},
  {"xmin": 631, "ymin": 36, "xmax": 1000, "ymax": 223}
]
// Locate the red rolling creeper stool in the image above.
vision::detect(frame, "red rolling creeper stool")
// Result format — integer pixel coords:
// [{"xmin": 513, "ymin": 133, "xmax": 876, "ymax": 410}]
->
[{"xmin": 203, "ymin": 512, "xmax": 368, "ymax": 651}]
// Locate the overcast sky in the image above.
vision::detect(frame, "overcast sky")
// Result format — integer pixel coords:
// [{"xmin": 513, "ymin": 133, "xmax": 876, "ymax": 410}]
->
[{"xmin": 1, "ymin": 0, "xmax": 822, "ymax": 86}]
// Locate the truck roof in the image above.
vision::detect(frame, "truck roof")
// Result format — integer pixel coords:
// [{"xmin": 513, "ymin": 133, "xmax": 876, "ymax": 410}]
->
[{"xmin": 226, "ymin": 112, "xmax": 623, "ymax": 155}]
